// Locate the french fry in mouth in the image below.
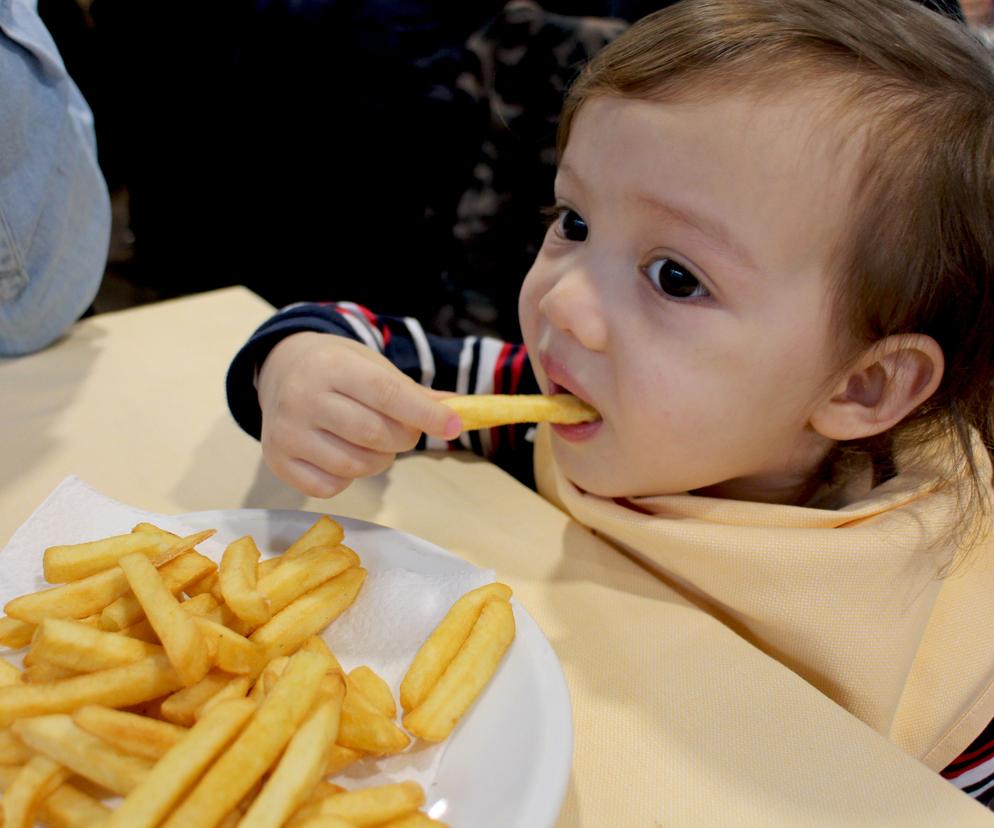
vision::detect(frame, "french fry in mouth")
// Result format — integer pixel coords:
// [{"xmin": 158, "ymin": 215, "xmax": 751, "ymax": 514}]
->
[{"xmin": 443, "ymin": 394, "xmax": 599, "ymax": 431}]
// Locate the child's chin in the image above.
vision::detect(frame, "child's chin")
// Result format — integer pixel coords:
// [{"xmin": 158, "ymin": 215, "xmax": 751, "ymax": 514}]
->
[{"xmin": 551, "ymin": 446, "xmax": 619, "ymax": 498}]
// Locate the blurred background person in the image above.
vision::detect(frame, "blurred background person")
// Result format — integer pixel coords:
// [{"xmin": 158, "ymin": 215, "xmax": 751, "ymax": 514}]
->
[
  {"xmin": 34, "ymin": 0, "xmax": 967, "ymax": 343},
  {"xmin": 0, "ymin": 0, "xmax": 110, "ymax": 356}
]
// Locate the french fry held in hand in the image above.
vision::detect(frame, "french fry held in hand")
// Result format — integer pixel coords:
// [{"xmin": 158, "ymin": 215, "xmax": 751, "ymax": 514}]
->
[
  {"xmin": 443, "ymin": 393, "xmax": 599, "ymax": 431},
  {"xmin": 0, "ymin": 515, "xmax": 512, "ymax": 826}
]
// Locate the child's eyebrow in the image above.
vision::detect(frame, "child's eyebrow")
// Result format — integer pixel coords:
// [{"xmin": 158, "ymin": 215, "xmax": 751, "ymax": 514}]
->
[
  {"xmin": 634, "ymin": 193, "xmax": 756, "ymax": 271},
  {"xmin": 557, "ymin": 161, "xmax": 755, "ymax": 272}
]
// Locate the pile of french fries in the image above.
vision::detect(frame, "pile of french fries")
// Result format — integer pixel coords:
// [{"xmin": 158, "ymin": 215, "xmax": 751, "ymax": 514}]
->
[{"xmin": 0, "ymin": 516, "xmax": 516, "ymax": 827}]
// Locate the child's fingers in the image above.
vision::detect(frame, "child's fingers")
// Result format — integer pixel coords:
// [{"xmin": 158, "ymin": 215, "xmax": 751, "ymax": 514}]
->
[
  {"xmin": 292, "ymin": 427, "xmax": 396, "ymax": 483},
  {"xmin": 342, "ymin": 365, "xmax": 461, "ymax": 440},
  {"xmin": 312, "ymin": 394, "xmax": 422, "ymax": 453},
  {"xmin": 279, "ymin": 457, "xmax": 352, "ymax": 500}
]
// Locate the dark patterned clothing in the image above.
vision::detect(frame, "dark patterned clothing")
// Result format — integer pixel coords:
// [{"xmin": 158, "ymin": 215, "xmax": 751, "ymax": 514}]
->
[
  {"xmin": 942, "ymin": 717, "xmax": 994, "ymax": 807},
  {"xmin": 226, "ymin": 301, "xmax": 540, "ymax": 487}
]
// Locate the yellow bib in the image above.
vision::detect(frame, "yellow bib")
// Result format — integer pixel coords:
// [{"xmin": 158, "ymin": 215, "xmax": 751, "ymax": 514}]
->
[{"xmin": 534, "ymin": 424, "xmax": 994, "ymax": 769}]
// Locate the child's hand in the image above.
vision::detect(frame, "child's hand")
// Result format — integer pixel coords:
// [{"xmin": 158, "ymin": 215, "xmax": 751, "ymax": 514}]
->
[{"xmin": 257, "ymin": 332, "xmax": 462, "ymax": 497}]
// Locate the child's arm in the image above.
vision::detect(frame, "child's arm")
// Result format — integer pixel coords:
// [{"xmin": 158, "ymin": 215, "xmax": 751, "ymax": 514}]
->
[{"xmin": 226, "ymin": 302, "xmax": 541, "ymax": 495}]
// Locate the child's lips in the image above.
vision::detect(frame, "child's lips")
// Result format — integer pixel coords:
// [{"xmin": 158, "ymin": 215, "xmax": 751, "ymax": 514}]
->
[
  {"xmin": 547, "ymin": 380, "xmax": 600, "ymax": 417},
  {"xmin": 551, "ymin": 418, "xmax": 603, "ymax": 442},
  {"xmin": 545, "ymin": 377, "xmax": 603, "ymax": 442}
]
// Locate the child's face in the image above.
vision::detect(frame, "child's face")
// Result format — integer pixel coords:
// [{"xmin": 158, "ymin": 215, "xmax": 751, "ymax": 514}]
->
[{"xmin": 519, "ymin": 92, "xmax": 861, "ymax": 502}]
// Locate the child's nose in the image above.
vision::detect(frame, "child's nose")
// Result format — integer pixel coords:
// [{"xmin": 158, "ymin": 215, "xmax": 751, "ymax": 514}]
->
[{"xmin": 538, "ymin": 268, "xmax": 609, "ymax": 352}]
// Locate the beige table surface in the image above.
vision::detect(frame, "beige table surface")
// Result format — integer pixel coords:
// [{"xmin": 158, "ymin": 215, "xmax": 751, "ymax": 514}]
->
[{"xmin": 2, "ymin": 287, "xmax": 992, "ymax": 826}]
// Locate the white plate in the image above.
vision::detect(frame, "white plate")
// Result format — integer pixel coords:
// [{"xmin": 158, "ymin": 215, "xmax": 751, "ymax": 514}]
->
[{"xmin": 180, "ymin": 509, "xmax": 573, "ymax": 828}]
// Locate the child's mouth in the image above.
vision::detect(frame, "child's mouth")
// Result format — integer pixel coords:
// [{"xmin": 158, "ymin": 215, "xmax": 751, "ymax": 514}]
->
[{"xmin": 548, "ymin": 380, "xmax": 603, "ymax": 442}]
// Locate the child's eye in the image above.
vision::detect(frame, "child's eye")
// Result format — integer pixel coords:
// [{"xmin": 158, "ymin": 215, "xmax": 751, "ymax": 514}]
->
[
  {"xmin": 555, "ymin": 208, "xmax": 589, "ymax": 242},
  {"xmin": 644, "ymin": 257, "xmax": 710, "ymax": 299}
]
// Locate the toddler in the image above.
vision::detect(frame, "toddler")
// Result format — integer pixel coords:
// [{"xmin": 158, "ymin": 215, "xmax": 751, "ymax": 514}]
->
[{"xmin": 227, "ymin": 0, "xmax": 994, "ymax": 802}]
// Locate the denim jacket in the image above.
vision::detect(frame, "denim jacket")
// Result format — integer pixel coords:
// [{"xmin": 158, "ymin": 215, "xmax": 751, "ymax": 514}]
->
[{"xmin": 0, "ymin": 0, "xmax": 109, "ymax": 356}]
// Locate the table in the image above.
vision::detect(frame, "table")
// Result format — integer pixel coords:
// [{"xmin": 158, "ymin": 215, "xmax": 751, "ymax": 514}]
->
[{"xmin": 2, "ymin": 287, "xmax": 992, "ymax": 826}]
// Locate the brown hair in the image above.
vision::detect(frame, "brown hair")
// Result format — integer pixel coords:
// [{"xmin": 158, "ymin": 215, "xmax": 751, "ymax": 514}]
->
[{"xmin": 558, "ymin": 0, "xmax": 994, "ymax": 511}]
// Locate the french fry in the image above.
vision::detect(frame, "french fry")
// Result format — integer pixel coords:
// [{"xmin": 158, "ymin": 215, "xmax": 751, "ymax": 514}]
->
[
  {"xmin": 105, "ymin": 698, "xmax": 256, "ymax": 828},
  {"xmin": 12, "ymin": 714, "xmax": 152, "ymax": 795},
  {"xmin": 4, "ymin": 567, "xmax": 134, "ymax": 625},
  {"xmin": 118, "ymin": 553, "xmax": 212, "ymax": 686},
  {"xmin": 0, "ymin": 653, "xmax": 182, "ymax": 726},
  {"xmin": 349, "ymin": 666, "xmax": 396, "ymax": 719},
  {"xmin": 132, "ymin": 522, "xmax": 177, "ymax": 535},
  {"xmin": 0, "ymin": 764, "xmax": 111, "ymax": 828},
  {"xmin": 160, "ymin": 670, "xmax": 239, "ymax": 726},
  {"xmin": 250, "ymin": 568, "xmax": 366, "ymax": 660},
  {"xmin": 219, "ymin": 536, "xmax": 271, "ymax": 627},
  {"xmin": 161, "ymin": 649, "xmax": 332, "ymax": 828},
  {"xmin": 1, "ymin": 753, "xmax": 70, "ymax": 828},
  {"xmin": 42, "ymin": 529, "xmax": 215, "ymax": 584},
  {"xmin": 240, "ymin": 683, "xmax": 345, "ymax": 828},
  {"xmin": 299, "ymin": 637, "xmax": 344, "ymax": 674},
  {"xmin": 443, "ymin": 393, "xmax": 599, "ymax": 431},
  {"xmin": 22, "ymin": 662, "xmax": 78, "ymax": 684},
  {"xmin": 283, "ymin": 516, "xmax": 346, "ymax": 560},
  {"xmin": 255, "ymin": 516, "xmax": 346, "ymax": 581},
  {"xmin": 0, "ymin": 726, "xmax": 30, "ymax": 763},
  {"xmin": 400, "ymin": 582, "xmax": 512, "ymax": 712},
  {"xmin": 291, "ymin": 816, "xmax": 353, "ymax": 828},
  {"xmin": 307, "ymin": 780, "xmax": 347, "ymax": 802},
  {"xmin": 256, "ymin": 545, "xmax": 359, "ymax": 621},
  {"xmin": 179, "ymin": 592, "xmax": 220, "ymax": 616},
  {"xmin": 197, "ymin": 675, "xmax": 252, "ymax": 719},
  {"xmin": 0, "ymin": 658, "xmax": 21, "ymax": 687},
  {"xmin": 324, "ymin": 743, "xmax": 363, "ymax": 776},
  {"xmin": 100, "ymin": 552, "xmax": 217, "ymax": 631},
  {"xmin": 73, "ymin": 704, "xmax": 186, "ymax": 760},
  {"xmin": 146, "ymin": 530, "xmax": 217, "ymax": 569},
  {"xmin": 180, "ymin": 592, "xmax": 246, "ymax": 636},
  {"xmin": 249, "ymin": 656, "xmax": 289, "ymax": 704},
  {"xmin": 0, "ymin": 617, "xmax": 35, "ymax": 650},
  {"xmin": 44, "ymin": 532, "xmax": 174, "ymax": 583},
  {"xmin": 403, "ymin": 597, "xmax": 515, "ymax": 742},
  {"xmin": 381, "ymin": 815, "xmax": 450, "ymax": 828},
  {"xmin": 185, "ymin": 570, "xmax": 223, "ymax": 602},
  {"xmin": 30, "ymin": 617, "xmax": 161, "ymax": 672},
  {"xmin": 192, "ymin": 616, "xmax": 264, "ymax": 675},
  {"xmin": 291, "ymin": 781, "xmax": 425, "ymax": 827},
  {"xmin": 338, "ymin": 681, "xmax": 410, "ymax": 756},
  {"xmin": 118, "ymin": 617, "xmax": 159, "ymax": 644}
]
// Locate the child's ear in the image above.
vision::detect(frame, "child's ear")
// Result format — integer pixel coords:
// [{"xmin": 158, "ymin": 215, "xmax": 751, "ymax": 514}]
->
[{"xmin": 809, "ymin": 334, "xmax": 944, "ymax": 441}]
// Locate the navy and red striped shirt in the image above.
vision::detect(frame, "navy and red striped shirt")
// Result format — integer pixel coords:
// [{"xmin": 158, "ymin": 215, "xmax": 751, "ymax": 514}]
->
[
  {"xmin": 225, "ymin": 300, "xmax": 994, "ymax": 808},
  {"xmin": 226, "ymin": 301, "xmax": 541, "ymax": 487}
]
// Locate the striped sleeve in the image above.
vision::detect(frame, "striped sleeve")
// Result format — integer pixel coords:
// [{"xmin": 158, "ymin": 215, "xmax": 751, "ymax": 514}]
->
[
  {"xmin": 225, "ymin": 301, "xmax": 540, "ymax": 486},
  {"xmin": 942, "ymin": 715, "xmax": 994, "ymax": 807}
]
